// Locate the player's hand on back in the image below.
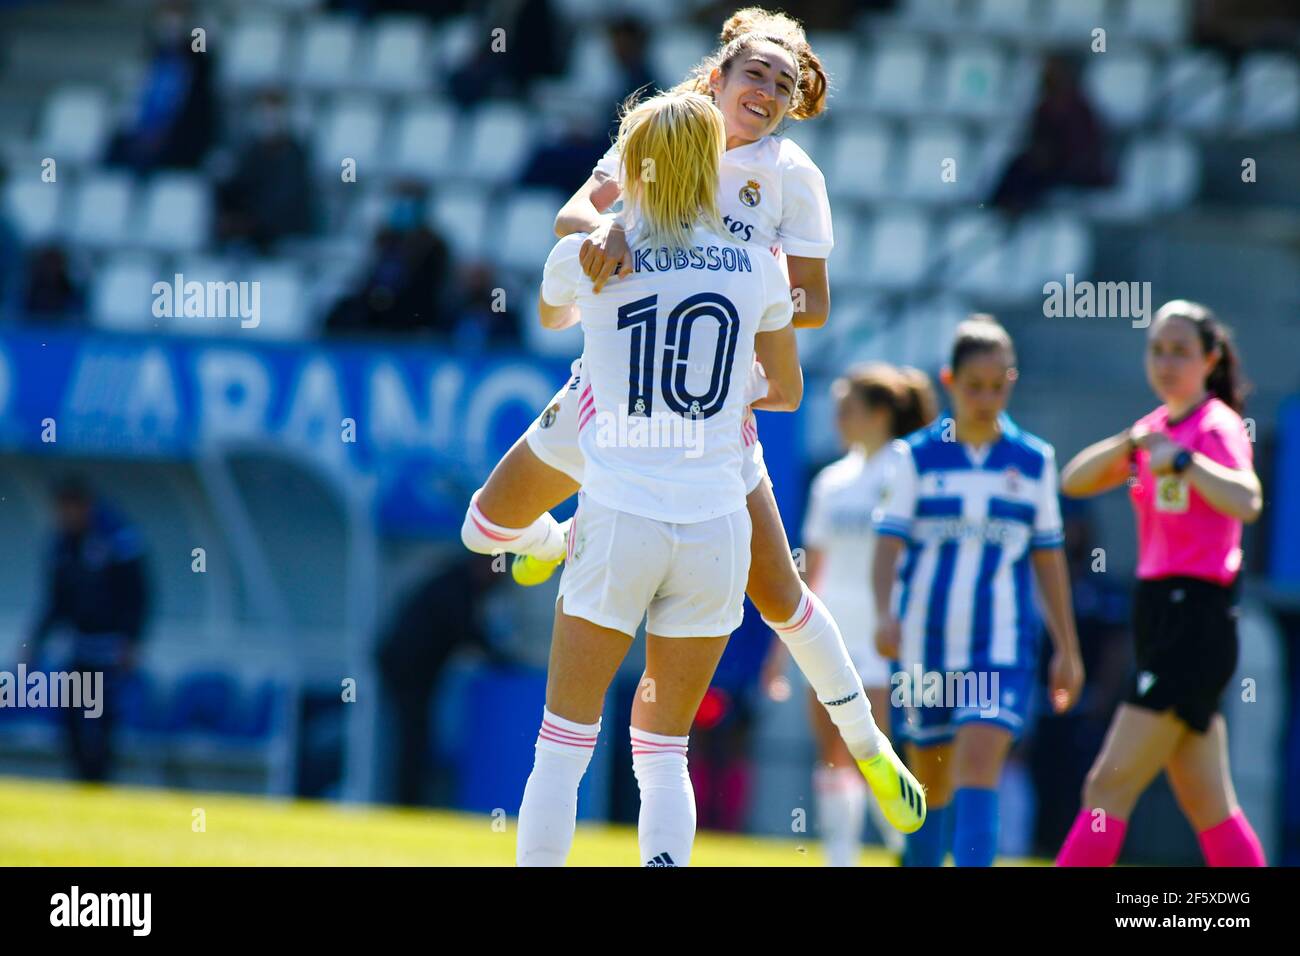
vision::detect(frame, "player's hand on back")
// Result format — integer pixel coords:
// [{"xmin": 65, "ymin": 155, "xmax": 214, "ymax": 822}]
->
[{"xmin": 579, "ymin": 219, "xmax": 632, "ymax": 293}]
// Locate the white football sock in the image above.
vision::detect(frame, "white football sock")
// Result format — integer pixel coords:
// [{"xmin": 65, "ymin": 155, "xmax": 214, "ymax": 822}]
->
[
  {"xmin": 765, "ymin": 588, "xmax": 888, "ymax": 761},
  {"xmin": 516, "ymin": 708, "xmax": 600, "ymax": 867},
  {"xmin": 461, "ymin": 492, "xmax": 566, "ymax": 561},
  {"xmin": 814, "ymin": 765, "xmax": 868, "ymax": 867},
  {"xmin": 630, "ymin": 727, "xmax": 695, "ymax": 867}
]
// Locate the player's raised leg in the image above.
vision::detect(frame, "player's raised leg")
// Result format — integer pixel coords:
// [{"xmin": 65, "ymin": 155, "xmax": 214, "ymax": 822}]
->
[
  {"xmin": 515, "ymin": 598, "xmax": 631, "ymax": 867},
  {"xmin": 745, "ymin": 475, "xmax": 925, "ymax": 833},
  {"xmin": 460, "ymin": 377, "xmax": 582, "ymax": 584}
]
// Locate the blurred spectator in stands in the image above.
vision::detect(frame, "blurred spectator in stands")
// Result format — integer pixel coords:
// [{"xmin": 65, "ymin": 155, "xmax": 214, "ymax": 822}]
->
[
  {"xmin": 21, "ymin": 246, "xmax": 85, "ymax": 325},
  {"xmin": 991, "ymin": 55, "xmax": 1114, "ymax": 214},
  {"xmin": 324, "ymin": 185, "xmax": 452, "ymax": 337},
  {"xmin": 520, "ymin": 100, "xmax": 610, "ymax": 194},
  {"xmin": 445, "ymin": 0, "xmax": 565, "ymax": 105},
  {"xmin": 24, "ymin": 478, "xmax": 150, "ymax": 783},
  {"xmin": 447, "ymin": 260, "xmax": 522, "ymax": 351},
  {"xmin": 1026, "ymin": 498, "xmax": 1133, "ymax": 857},
  {"xmin": 607, "ymin": 15, "xmax": 658, "ymax": 113},
  {"xmin": 375, "ymin": 555, "xmax": 510, "ymax": 806},
  {"xmin": 1195, "ymin": 0, "xmax": 1300, "ymax": 56},
  {"xmin": 214, "ymin": 89, "xmax": 315, "ymax": 254},
  {"xmin": 105, "ymin": 0, "xmax": 218, "ymax": 172},
  {"xmin": 0, "ymin": 188, "xmax": 22, "ymax": 323}
]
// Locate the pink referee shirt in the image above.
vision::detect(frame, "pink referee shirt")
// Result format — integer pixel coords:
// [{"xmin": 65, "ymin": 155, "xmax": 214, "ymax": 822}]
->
[{"xmin": 1129, "ymin": 397, "xmax": 1252, "ymax": 584}]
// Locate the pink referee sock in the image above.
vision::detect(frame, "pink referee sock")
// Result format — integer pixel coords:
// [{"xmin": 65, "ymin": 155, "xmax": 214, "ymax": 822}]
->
[
  {"xmin": 1056, "ymin": 808, "xmax": 1127, "ymax": 867},
  {"xmin": 1198, "ymin": 810, "xmax": 1266, "ymax": 867}
]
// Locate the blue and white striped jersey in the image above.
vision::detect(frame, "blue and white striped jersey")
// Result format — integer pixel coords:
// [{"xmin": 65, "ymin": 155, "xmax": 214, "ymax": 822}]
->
[{"xmin": 874, "ymin": 414, "xmax": 1064, "ymax": 672}]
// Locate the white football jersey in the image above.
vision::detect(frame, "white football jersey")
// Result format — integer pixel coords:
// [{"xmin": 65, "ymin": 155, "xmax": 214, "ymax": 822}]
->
[
  {"xmin": 803, "ymin": 445, "xmax": 900, "ymax": 646},
  {"xmin": 593, "ymin": 134, "xmax": 834, "ymax": 261},
  {"xmin": 542, "ymin": 223, "xmax": 794, "ymax": 523}
]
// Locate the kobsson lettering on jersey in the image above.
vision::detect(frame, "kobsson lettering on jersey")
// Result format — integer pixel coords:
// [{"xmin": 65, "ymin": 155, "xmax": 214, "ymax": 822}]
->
[{"xmin": 632, "ymin": 245, "xmax": 754, "ymax": 273}]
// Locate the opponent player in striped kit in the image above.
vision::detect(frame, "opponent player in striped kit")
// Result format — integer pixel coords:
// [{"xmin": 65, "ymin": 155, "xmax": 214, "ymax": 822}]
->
[
  {"xmin": 872, "ymin": 316, "xmax": 1085, "ymax": 866},
  {"xmin": 515, "ymin": 89, "xmax": 801, "ymax": 866},
  {"xmin": 463, "ymin": 9, "xmax": 925, "ymax": 836}
]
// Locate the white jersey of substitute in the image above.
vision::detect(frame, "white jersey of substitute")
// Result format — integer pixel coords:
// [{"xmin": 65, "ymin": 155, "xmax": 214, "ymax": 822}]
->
[
  {"xmin": 802, "ymin": 445, "xmax": 899, "ymax": 683},
  {"xmin": 593, "ymin": 134, "xmax": 834, "ymax": 263},
  {"xmin": 542, "ymin": 223, "xmax": 794, "ymax": 524}
]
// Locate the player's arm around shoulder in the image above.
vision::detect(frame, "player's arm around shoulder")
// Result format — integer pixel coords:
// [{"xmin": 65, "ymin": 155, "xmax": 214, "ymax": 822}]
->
[
  {"xmin": 751, "ymin": 254, "xmax": 802, "ymax": 412},
  {"xmin": 538, "ymin": 234, "xmax": 586, "ymax": 330}
]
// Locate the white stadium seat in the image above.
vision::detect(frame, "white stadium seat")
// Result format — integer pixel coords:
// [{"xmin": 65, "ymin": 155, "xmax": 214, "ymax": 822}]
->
[
  {"xmin": 806, "ymin": 32, "xmax": 859, "ymax": 103},
  {"xmin": 246, "ymin": 261, "xmax": 309, "ymax": 339},
  {"xmin": 68, "ymin": 171, "xmax": 135, "ymax": 248},
  {"xmin": 864, "ymin": 36, "xmax": 932, "ymax": 115},
  {"xmin": 92, "ymin": 252, "xmax": 162, "ymax": 333},
  {"xmin": 826, "ymin": 211, "xmax": 861, "ymax": 286},
  {"xmin": 862, "ymin": 208, "xmax": 932, "ymax": 291},
  {"xmin": 498, "ymin": 190, "xmax": 566, "ymax": 272},
  {"xmin": 462, "ymin": 103, "xmax": 531, "ymax": 185},
  {"xmin": 1085, "ymin": 134, "xmax": 1199, "ymax": 220},
  {"xmin": 363, "ymin": 16, "xmax": 432, "ymax": 93},
  {"xmin": 36, "ymin": 86, "xmax": 109, "ymax": 165},
  {"xmin": 779, "ymin": 121, "xmax": 822, "ymax": 163},
  {"xmin": 1118, "ymin": 0, "xmax": 1189, "ymax": 46},
  {"xmin": 1012, "ymin": 213, "xmax": 1092, "ymax": 298},
  {"xmin": 314, "ymin": 96, "xmax": 386, "ymax": 178},
  {"xmin": 1041, "ymin": 0, "xmax": 1112, "ymax": 42},
  {"xmin": 139, "ymin": 173, "xmax": 211, "ymax": 253},
  {"xmin": 899, "ymin": 0, "xmax": 963, "ymax": 30},
  {"xmin": 972, "ymin": 0, "xmax": 1038, "ymax": 38},
  {"xmin": 221, "ymin": 17, "xmax": 288, "ymax": 89},
  {"xmin": 1236, "ymin": 54, "xmax": 1300, "ymax": 133},
  {"xmin": 2, "ymin": 175, "xmax": 63, "ymax": 242},
  {"xmin": 650, "ymin": 27, "xmax": 710, "ymax": 91},
  {"xmin": 390, "ymin": 102, "xmax": 458, "ymax": 181},
  {"xmin": 939, "ymin": 42, "xmax": 1007, "ymax": 118},
  {"xmin": 1084, "ymin": 51, "xmax": 1155, "ymax": 129},
  {"xmin": 430, "ymin": 187, "xmax": 490, "ymax": 260},
  {"xmin": 941, "ymin": 211, "xmax": 1011, "ymax": 297},
  {"xmin": 900, "ymin": 122, "xmax": 971, "ymax": 203},
  {"xmin": 1163, "ymin": 51, "xmax": 1229, "ymax": 132},
  {"xmin": 297, "ymin": 16, "xmax": 360, "ymax": 90},
  {"xmin": 825, "ymin": 121, "xmax": 895, "ymax": 202}
]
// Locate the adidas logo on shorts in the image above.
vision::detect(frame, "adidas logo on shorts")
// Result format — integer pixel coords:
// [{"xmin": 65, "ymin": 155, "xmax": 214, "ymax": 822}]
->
[{"xmin": 644, "ymin": 852, "xmax": 678, "ymax": 867}]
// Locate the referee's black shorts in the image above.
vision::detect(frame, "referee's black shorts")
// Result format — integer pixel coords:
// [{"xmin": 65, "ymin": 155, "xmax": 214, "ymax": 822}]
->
[{"xmin": 1126, "ymin": 575, "xmax": 1239, "ymax": 734}]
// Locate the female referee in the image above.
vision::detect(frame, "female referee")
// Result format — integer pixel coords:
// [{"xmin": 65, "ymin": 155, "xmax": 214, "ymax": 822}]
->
[{"xmin": 1055, "ymin": 300, "xmax": 1265, "ymax": 867}]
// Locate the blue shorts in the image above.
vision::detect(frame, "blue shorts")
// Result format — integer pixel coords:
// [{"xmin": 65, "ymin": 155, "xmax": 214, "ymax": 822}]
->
[{"xmin": 891, "ymin": 667, "xmax": 1035, "ymax": 748}]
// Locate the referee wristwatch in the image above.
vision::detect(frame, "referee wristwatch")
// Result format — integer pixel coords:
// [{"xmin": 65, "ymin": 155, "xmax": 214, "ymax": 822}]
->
[{"xmin": 1171, "ymin": 448, "xmax": 1193, "ymax": 475}]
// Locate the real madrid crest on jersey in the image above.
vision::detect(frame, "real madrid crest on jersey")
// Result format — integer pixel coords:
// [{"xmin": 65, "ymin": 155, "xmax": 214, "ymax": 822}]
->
[
  {"xmin": 739, "ymin": 179, "xmax": 761, "ymax": 208},
  {"xmin": 539, "ymin": 403, "xmax": 560, "ymax": 429}
]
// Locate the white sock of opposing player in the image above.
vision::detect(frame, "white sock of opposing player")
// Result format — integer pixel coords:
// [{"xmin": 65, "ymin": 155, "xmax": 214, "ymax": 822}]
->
[
  {"xmin": 516, "ymin": 709, "xmax": 600, "ymax": 867},
  {"xmin": 814, "ymin": 765, "xmax": 868, "ymax": 867},
  {"xmin": 765, "ymin": 588, "xmax": 888, "ymax": 761},
  {"xmin": 630, "ymin": 728, "xmax": 695, "ymax": 867},
  {"xmin": 461, "ymin": 493, "xmax": 566, "ymax": 562}
]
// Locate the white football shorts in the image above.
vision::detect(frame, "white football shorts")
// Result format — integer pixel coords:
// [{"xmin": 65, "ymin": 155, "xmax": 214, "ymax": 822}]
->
[{"xmin": 558, "ymin": 492, "xmax": 752, "ymax": 638}]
